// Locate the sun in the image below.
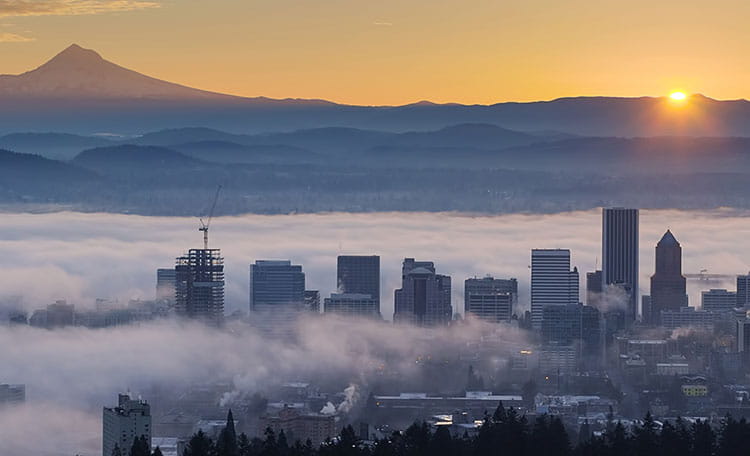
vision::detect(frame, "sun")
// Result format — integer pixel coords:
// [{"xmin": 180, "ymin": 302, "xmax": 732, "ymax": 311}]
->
[{"xmin": 669, "ymin": 91, "xmax": 687, "ymax": 101}]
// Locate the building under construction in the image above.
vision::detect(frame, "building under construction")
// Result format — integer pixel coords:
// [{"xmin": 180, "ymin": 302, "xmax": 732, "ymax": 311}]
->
[{"xmin": 175, "ymin": 248, "xmax": 225, "ymax": 324}]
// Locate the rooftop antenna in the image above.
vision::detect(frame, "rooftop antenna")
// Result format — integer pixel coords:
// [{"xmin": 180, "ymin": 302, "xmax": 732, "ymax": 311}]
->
[{"xmin": 199, "ymin": 185, "xmax": 222, "ymax": 249}]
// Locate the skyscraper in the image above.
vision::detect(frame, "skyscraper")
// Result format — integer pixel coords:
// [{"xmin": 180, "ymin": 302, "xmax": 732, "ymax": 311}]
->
[
  {"xmin": 324, "ymin": 293, "xmax": 380, "ymax": 318},
  {"xmin": 530, "ymin": 249, "xmax": 579, "ymax": 330},
  {"xmin": 644, "ymin": 230, "xmax": 688, "ymax": 325},
  {"xmin": 702, "ymin": 289, "xmax": 737, "ymax": 313},
  {"xmin": 394, "ymin": 258, "xmax": 452, "ymax": 326},
  {"xmin": 156, "ymin": 268, "xmax": 176, "ymax": 301},
  {"xmin": 586, "ymin": 270, "xmax": 603, "ymax": 307},
  {"xmin": 175, "ymin": 249, "xmax": 225, "ymax": 324},
  {"xmin": 464, "ymin": 277, "xmax": 517, "ymax": 323},
  {"xmin": 602, "ymin": 208, "xmax": 639, "ymax": 322},
  {"xmin": 336, "ymin": 255, "xmax": 380, "ymax": 306},
  {"xmin": 737, "ymin": 274, "xmax": 750, "ymax": 308},
  {"xmin": 102, "ymin": 393, "xmax": 151, "ymax": 456},
  {"xmin": 304, "ymin": 290, "xmax": 321, "ymax": 313},
  {"xmin": 249, "ymin": 260, "xmax": 306, "ymax": 313}
]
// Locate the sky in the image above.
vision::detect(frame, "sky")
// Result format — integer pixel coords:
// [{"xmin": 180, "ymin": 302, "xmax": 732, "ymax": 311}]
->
[{"xmin": 0, "ymin": 0, "xmax": 748, "ymax": 105}]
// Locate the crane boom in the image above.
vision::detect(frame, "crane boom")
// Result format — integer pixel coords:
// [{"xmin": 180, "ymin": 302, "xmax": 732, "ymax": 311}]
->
[{"xmin": 199, "ymin": 185, "xmax": 222, "ymax": 249}]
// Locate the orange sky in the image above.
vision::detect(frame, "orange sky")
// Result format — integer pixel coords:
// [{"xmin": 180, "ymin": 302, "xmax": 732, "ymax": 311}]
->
[{"xmin": 1, "ymin": 0, "xmax": 748, "ymax": 105}]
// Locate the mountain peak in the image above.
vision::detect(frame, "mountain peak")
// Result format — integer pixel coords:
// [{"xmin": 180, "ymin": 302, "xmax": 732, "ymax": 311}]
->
[{"xmin": 45, "ymin": 44, "xmax": 105, "ymax": 68}]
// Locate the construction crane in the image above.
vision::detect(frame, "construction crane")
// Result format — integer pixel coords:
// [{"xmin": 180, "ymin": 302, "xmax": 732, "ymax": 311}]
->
[
  {"xmin": 684, "ymin": 269, "xmax": 734, "ymax": 284},
  {"xmin": 199, "ymin": 185, "xmax": 222, "ymax": 249}
]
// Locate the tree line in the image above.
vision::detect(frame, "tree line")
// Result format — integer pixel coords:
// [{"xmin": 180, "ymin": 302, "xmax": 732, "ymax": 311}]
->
[{"xmin": 116, "ymin": 405, "xmax": 750, "ymax": 456}]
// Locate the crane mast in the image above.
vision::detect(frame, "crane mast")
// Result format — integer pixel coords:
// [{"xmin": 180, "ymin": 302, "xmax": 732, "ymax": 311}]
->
[{"xmin": 199, "ymin": 185, "xmax": 222, "ymax": 249}]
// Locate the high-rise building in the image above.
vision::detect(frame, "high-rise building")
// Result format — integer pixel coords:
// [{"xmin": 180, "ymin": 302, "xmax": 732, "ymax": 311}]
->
[
  {"xmin": 586, "ymin": 270, "xmax": 603, "ymax": 307},
  {"xmin": 464, "ymin": 277, "xmax": 517, "ymax": 323},
  {"xmin": 175, "ymin": 249, "xmax": 225, "ymax": 324},
  {"xmin": 337, "ymin": 256, "xmax": 380, "ymax": 306},
  {"xmin": 249, "ymin": 260, "xmax": 306, "ymax": 313},
  {"xmin": 156, "ymin": 268, "xmax": 176, "ymax": 301},
  {"xmin": 530, "ymin": 249, "xmax": 579, "ymax": 330},
  {"xmin": 304, "ymin": 290, "xmax": 320, "ymax": 313},
  {"xmin": 541, "ymin": 304, "xmax": 601, "ymax": 356},
  {"xmin": 103, "ymin": 393, "xmax": 151, "ymax": 456},
  {"xmin": 737, "ymin": 319, "xmax": 750, "ymax": 352},
  {"xmin": 394, "ymin": 258, "xmax": 452, "ymax": 326},
  {"xmin": 702, "ymin": 289, "xmax": 737, "ymax": 314},
  {"xmin": 324, "ymin": 293, "xmax": 380, "ymax": 318},
  {"xmin": 643, "ymin": 230, "xmax": 688, "ymax": 325},
  {"xmin": 0, "ymin": 384, "xmax": 25, "ymax": 407},
  {"xmin": 29, "ymin": 300, "xmax": 75, "ymax": 329},
  {"xmin": 737, "ymin": 274, "xmax": 750, "ymax": 308},
  {"xmin": 602, "ymin": 208, "xmax": 639, "ymax": 322}
]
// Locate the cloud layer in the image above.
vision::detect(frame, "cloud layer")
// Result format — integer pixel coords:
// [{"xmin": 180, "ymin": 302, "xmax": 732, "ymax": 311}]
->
[
  {"xmin": 1, "ymin": 209, "xmax": 749, "ymax": 455},
  {"xmin": 1, "ymin": 209, "xmax": 748, "ymax": 317},
  {"xmin": 0, "ymin": 31, "xmax": 33, "ymax": 41},
  {"xmin": 0, "ymin": 0, "xmax": 159, "ymax": 17}
]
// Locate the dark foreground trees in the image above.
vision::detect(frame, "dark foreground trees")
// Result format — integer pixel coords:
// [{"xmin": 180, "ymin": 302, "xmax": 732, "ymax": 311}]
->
[{"xmin": 179, "ymin": 406, "xmax": 750, "ymax": 456}]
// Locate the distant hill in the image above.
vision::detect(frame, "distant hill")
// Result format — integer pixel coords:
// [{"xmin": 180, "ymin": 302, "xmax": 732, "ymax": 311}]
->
[
  {"xmin": 387, "ymin": 123, "xmax": 546, "ymax": 149},
  {"xmin": 1, "ymin": 44, "xmax": 749, "ymax": 136},
  {"xmin": 0, "ymin": 149, "xmax": 98, "ymax": 203},
  {"xmin": 172, "ymin": 141, "xmax": 318, "ymax": 164},
  {"xmin": 72, "ymin": 145, "xmax": 205, "ymax": 174},
  {"xmin": 0, "ymin": 132, "xmax": 113, "ymax": 159}
]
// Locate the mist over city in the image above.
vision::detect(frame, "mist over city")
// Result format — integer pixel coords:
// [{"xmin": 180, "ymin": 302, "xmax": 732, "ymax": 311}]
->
[{"xmin": 4, "ymin": 2, "xmax": 750, "ymax": 456}]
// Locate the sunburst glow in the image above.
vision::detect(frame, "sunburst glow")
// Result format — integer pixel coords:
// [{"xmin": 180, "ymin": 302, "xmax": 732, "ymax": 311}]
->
[{"xmin": 670, "ymin": 91, "xmax": 687, "ymax": 100}]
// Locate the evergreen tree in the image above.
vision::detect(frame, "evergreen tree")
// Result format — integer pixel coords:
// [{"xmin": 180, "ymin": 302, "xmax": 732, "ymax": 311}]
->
[
  {"xmin": 692, "ymin": 419, "xmax": 715, "ymax": 456},
  {"xmin": 217, "ymin": 409, "xmax": 239, "ymax": 456},
  {"xmin": 152, "ymin": 448, "xmax": 164, "ymax": 456},
  {"xmin": 237, "ymin": 433, "xmax": 252, "ymax": 456},
  {"xmin": 184, "ymin": 430, "xmax": 215, "ymax": 456},
  {"xmin": 632, "ymin": 412, "xmax": 658, "ymax": 455}
]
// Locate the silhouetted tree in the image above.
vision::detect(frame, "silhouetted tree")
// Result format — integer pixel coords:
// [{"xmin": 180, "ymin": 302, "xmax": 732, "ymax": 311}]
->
[
  {"xmin": 217, "ymin": 410, "xmax": 239, "ymax": 456},
  {"xmin": 184, "ymin": 430, "xmax": 214, "ymax": 456}
]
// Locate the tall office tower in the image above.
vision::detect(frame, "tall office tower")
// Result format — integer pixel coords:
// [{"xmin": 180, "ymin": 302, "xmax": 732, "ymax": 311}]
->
[
  {"xmin": 393, "ymin": 258, "xmax": 452, "ymax": 326},
  {"xmin": 175, "ymin": 249, "xmax": 225, "ymax": 324},
  {"xmin": 464, "ymin": 277, "xmax": 518, "ymax": 323},
  {"xmin": 102, "ymin": 393, "xmax": 151, "ymax": 456},
  {"xmin": 602, "ymin": 208, "xmax": 639, "ymax": 322},
  {"xmin": 156, "ymin": 268, "xmax": 177, "ymax": 301},
  {"xmin": 645, "ymin": 230, "xmax": 688, "ymax": 325},
  {"xmin": 324, "ymin": 293, "xmax": 380, "ymax": 318},
  {"xmin": 530, "ymin": 249, "xmax": 579, "ymax": 330},
  {"xmin": 702, "ymin": 289, "xmax": 737, "ymax": 313},
  {"xmin": 541, "ymin": 304, "xmax": 601, "ymax": 354},
  {"xmin": 304, "ymin": 290, "xmax": 320, "ymax": 313},
  {"xmin": 737, "ymin": 274, "xmax": 750, "ymax": 308},
  {"xmin": 737, "ymin": 319, "xmax": 750, "ymax": 352},
  {"xmin": 586, "ymin": 270, "xmax": 603, "ymax": 307},
  {"xmin": 337, "ymin": 256, "xmax": 380, "ymax": 305},
  {"xmin": 250, "ymin": 260, "xmax": 305, "ymax": 310}
]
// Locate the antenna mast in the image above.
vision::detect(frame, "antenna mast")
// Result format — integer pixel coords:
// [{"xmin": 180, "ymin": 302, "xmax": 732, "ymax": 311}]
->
[{"xmin": 199, "ymin": 185, "xmax": 222, "ymax": 249}]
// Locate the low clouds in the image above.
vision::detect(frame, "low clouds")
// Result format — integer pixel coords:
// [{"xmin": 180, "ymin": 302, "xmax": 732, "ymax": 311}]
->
[
  {"xmin": 0, "ymin": 316, "xmax": 527, "ymax": 456},
  {"xmin": 0, "ymin": 31, "xmax": 33, "ymax": 41},
  {"xmin": 0, "ymin": 0, "xmax": 159, "ymax": 18},
  {"xmin": 1, "ymin": 209, "xmax": 749, "ymax": 317},
  {"xmin": 1, "ymin": 208, "xmax": 749, "ymax": 455}
]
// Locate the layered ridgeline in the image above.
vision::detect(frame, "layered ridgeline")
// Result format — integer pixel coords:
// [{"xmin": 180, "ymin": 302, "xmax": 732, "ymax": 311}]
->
[
  {"xmin": 1, "ymin": 126, "xmax": 750, "ymax": 214},
  {"xmin": 1, "ymin": 44, "xmax": 750, "ymax": 136},
  {"xmin": 1, "ymin": 44, "xmax": 750, "ymax": 214}
]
